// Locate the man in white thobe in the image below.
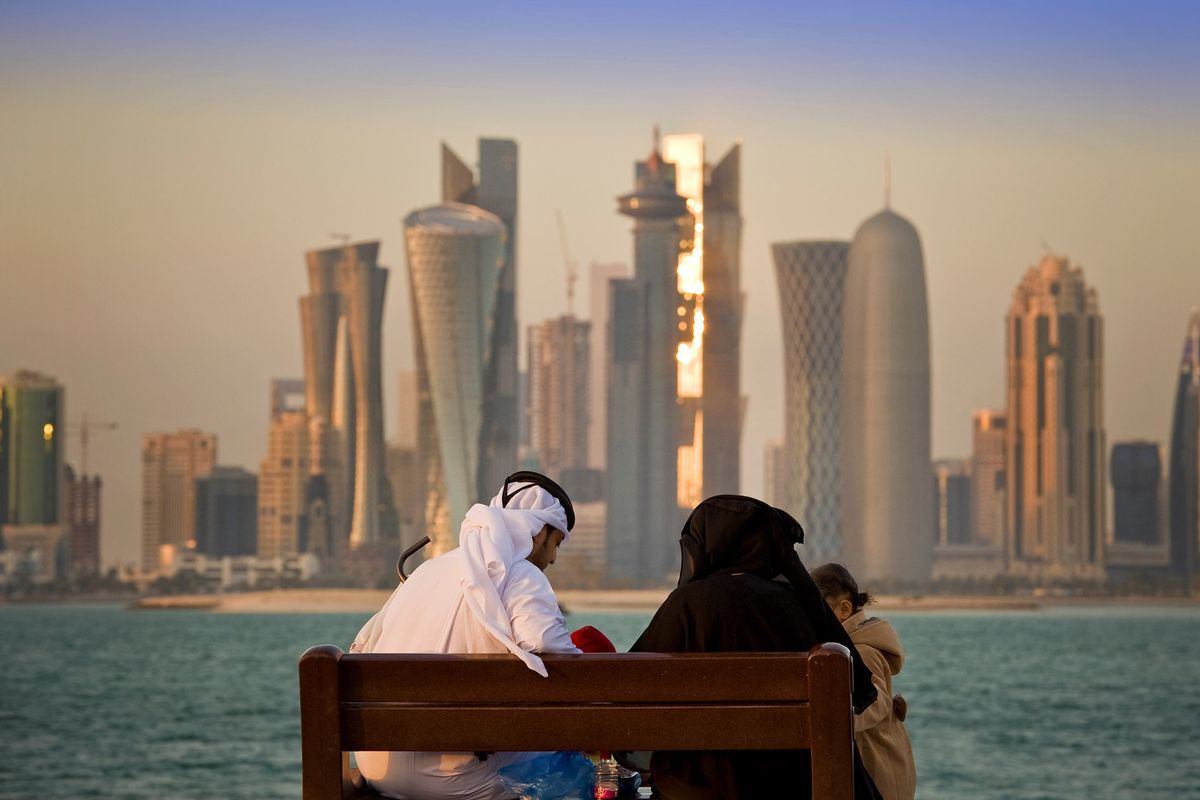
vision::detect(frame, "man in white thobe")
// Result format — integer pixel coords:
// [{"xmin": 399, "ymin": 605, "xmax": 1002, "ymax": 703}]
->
[{"xmin": 351, "ymin": 472, "xmax": 581, "ymax": 800}]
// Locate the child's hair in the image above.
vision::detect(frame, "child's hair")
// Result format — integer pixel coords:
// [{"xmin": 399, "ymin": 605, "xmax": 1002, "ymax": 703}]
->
[{"xmin": 810, "ymin": 562, "xmax": 872, "ymax": 610}]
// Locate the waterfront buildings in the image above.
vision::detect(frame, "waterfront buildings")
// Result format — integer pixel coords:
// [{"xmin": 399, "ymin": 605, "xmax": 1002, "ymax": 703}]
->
[
  {"xmin": 1111, "ymin": 442, "xmax": 1164, "ymax": 546},
  {"xmin": 141, "ymin": 430, "xmax": 216, "ymax": 572},
  {"xmin": 442, "ymin": 138, "xmax": 520, "ymax": 500},
  {"xmin": 970, "ymin": 410, "xmax": 1007, "ymax": 549},
  {"xmin": 65, "ymin": 465, "xmax": 101, "ymax": 576},
  {"xmin": 933, "ymin": 460, "xmax": 972, "ymax": 546},
  {"xmin": 527, "ymin": 315, "xmax": 591, "ymax": 476},
  {"xmin": 0, "ymin": 370, "xmax": 63, "ymax": 530},
  {"xmin": 299, "ymin": 242, "xmax": 397, "ymax": 555},
  {"xmin": 258, "ymin": 386, "xmax": 309, "ymax": 560},
  {"xmin": 588, "ymin": 262, "xmax": 629, "ymax": 471},
  {"xmin": 771, "ymin": 240, "xmax": 850, "ymax": 561},
  {"xmin": 841, "ymin": 207, "xmax": 933, "ymax": 583},
  {"xmin": 1004, "ymin": 254, "xmax": 1106, "ymax": 581},
  {"xmin": 403, "ymin": 203, "xmax": 507, "ymax": 555},
  {"xmin": 195, "ymin": 466, "xmax": 257, "ymax": 557},
  {"xmin": 762, "ymin": 439, "xmax": 788, "ymax": 510},
  {"xmin": 609, "ymin": 133, "xmax": 691, "ymax": 586},
  {"xmin": 1168, "ymin": 309, "xmax": 1200, "ymax": 581}
]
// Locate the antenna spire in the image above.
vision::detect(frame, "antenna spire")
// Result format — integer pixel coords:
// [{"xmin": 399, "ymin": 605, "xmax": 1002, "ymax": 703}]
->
[{"xmin": 883, "ymin": 153, "xmax": 891, "ymax": 209}]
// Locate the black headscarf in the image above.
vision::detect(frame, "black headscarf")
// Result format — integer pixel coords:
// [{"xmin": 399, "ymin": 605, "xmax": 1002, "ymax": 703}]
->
[{"xmin": 674, "ymin": 495, "xmax": 878, "ymax": 714}]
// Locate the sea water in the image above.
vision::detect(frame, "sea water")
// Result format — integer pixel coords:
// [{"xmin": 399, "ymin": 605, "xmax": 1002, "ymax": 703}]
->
[{"xmin": 1, "ymin": 604, "xmax": 1198, "ymax": 799}]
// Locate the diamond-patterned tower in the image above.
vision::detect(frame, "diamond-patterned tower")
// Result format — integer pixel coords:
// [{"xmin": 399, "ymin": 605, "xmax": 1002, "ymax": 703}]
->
[{"xmin": 771, "ymin": 241, "xmax": 849, "ymax": 562}]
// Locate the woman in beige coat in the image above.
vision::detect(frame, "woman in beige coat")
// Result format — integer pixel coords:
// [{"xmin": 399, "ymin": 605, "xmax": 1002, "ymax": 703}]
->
[{"xmin": 811, "ymin": 563, "xmax": 916, "ymax": 800}]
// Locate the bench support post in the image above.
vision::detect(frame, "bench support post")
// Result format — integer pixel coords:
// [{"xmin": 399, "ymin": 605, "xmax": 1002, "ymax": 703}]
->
[
  {"xmin": 300, "ymin": 645, "xmax": 347, "ymax": 800},
  {"xmin": 807, "ymin": 643, "xmax": 854, "ymax": 800}
]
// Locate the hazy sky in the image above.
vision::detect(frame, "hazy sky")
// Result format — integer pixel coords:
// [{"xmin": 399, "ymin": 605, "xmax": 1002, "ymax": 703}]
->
[{"xmin": 3, "ymin": 1, "xmax": 1198, "ymax": 567}]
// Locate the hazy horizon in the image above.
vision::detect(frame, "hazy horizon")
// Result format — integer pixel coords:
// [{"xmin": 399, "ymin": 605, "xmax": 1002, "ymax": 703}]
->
[{"xmin": 3, "ymin": 1, "xmax": 1198, "ymax": 566}]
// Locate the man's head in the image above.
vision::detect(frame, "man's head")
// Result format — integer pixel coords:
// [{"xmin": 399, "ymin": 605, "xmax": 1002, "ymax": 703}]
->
[{"xmin": 527, "ymin": 524, "xmax": 567, "ymax": 571}]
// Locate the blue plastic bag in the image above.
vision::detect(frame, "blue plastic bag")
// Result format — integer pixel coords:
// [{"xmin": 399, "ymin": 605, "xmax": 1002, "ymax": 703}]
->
[{"xmin": 497, "ymin": 751, "xmax": 596, "ymax": 800}]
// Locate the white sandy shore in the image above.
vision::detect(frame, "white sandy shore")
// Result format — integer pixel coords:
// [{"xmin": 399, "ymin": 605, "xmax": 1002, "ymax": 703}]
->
[{"xmin": 129, "ymin": 588, "xmax": 1199, "ymax": 614}]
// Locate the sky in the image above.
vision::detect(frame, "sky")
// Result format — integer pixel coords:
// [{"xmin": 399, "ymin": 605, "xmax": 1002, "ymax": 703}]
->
[{"xmin": 2, "ymin": 0, "xmax": 1199, "ymax": 567}]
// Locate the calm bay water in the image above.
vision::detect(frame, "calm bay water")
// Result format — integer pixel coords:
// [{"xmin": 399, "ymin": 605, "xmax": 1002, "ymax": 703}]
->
[{"xmin": 1, "ymin": 604, "xmax": 1198, "ymax": 799}]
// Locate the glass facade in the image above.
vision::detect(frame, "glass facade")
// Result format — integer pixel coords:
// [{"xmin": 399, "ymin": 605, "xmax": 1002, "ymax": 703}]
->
[{"xmin": 0, "ymin": 371, "xmax": 63, "ymax": 527}]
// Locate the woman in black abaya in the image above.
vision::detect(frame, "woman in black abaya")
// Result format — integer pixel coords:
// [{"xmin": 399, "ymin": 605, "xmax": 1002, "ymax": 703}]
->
[{"xmin": 630, "ymin": 495, "xmax": 882, "ymax": 800}]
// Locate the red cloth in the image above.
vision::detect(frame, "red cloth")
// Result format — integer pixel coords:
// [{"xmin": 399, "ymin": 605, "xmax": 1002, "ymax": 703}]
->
[{"xmin": 570, "ymin": 625, "xmax": 616, "ymax": 653}]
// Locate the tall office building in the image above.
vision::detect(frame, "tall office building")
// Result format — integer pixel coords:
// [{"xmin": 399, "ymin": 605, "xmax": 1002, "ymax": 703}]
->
[
  {"xmin": 300, "ymin": 243, "xmax": 397, "ymax": 553},
  {"xmin": 772, "ymin": 241, "xmax": 850, "ymax": 561},
  {"xmin": 971, "ymin": 410, "xmax": 1007, "ymax": 549},
  {"xmin": 258, "ymin": 402, "xmax": 309, "ymax": 559},
  {"xmin": 1004, "ymin": 254, "xmax": 1106, "ymax": 580},
  {"xmin": 65, "ymin": 465, "xmax": 101, "ymax": 575},
  {"xmin": 195, "ymin": 466, "xmax": 257, "ymax": 557},
  {"xmin": 1111, "ymin": 442, "xmax": 1163, "ymax": 546},
  {"xmin": 141, "ymin": 430, "xmax": 215, "ymax": 572},
  {"xmin": 588, "ymin": 262, "xmax": 629, "ymax": 471},
  {"xmin": 442, "ymin": 138, "xmax": 519, "ymax": 500},
  {"xmin": 1168, "ymin": 309, "xmax": 1200, "ymax": 580},
  {"xmin": 762, "ymin": 439, "xmax": 788, "ymax": 510},
  {"xmin": 404, "ymin": 203, "xmax": 506, "ymax": 555},
  {"xmin": 933, "ymin": 460, "xmax": 972, "ymax": 546},
  {"xmin": 841, "ymin": 207, "xmax": 933, "ymax": 583},
  {"xmin": 609, "ymin": 132, "xmax": 692, "ymax": 586},
  {"xmin": 527, "ymin": 315, "xmax": 591, "ymax": 476}
]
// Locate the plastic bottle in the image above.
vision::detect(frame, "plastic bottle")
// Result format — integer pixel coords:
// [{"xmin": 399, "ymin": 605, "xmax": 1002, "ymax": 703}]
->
[{"xmin": 594, "ymin": 752, "xmax": 619, "ymax": 799}]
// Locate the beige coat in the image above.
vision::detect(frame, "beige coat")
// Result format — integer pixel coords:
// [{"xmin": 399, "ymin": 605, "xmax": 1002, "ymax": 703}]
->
[{"xmin": 845, "ymin": 611, "xmax": 916, "ymax": 800}]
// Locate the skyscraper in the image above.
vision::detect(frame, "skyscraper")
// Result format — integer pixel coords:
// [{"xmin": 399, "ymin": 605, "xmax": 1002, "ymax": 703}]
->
[
  {"xmin": 970, "ymin": 410, "xmax": 1007, "ymax": 549},
  {"xmin": 141, "ymin": 430, "xmax": 215, "ymax": 572},
  {"xmin": 403, "ymin": 203, "xmax": 506, "ymax": 555},
  {"xmin": 65, "ymin": 465, "xmax": 101, "ymax": 576},
  {"xmin": 195, "ymin": 466, "xmax": 257, "ymax": 557},
  {"xmin": 588, "ymin": 262, "xmax": 629, "ymax": 471},
  {"xmin": 0, "ymin": 370, "xmax": 63, "ymax": 529},
  {"xmin": 841, "ymin": 207, "xmax": 933, "ymax": 583},
  {"xmin": 258, "ymin": 401, "xmax": 309, "ymax": 559},
  {"xmin": 609, "ymin": 132, "xmax": 691, "ymax": 586},
  {"xmin": 1168, "ymin": 309, "xmax": 1200, "ymax": 581},
  {"xmin": 527, "ymin": 315, "xmax": 591, "ymax": 476},
  {"xmin": 442, "ymin": 138, "xmax": 519, "ymax": 501},
  {"xmin": 1111, "ymin": 442, "xmax": 1163, "ymax": 546},
  {"xmin": 1004, "ymin": 254, "xmax": 1106, "ymax": 580},
  {"xmin": 771, "ymin": 241, "xmax": 850, "ymax": 561},
  {"xmin": 299, "ymin": 243, "xmax": 397, "ymax": 554},
  {"xmin": 933, "ymin": 459, "xmax": 972, "ymax": 546},
  {"xmin": 762, "ymin": 439, "xmax": 788, "ymax": 510}
]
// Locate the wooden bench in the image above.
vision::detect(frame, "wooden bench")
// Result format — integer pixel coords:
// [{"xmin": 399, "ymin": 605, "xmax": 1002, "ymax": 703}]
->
[{"xmin": 298, "ymin": 643, "xmax": 854, "ymax": 800}]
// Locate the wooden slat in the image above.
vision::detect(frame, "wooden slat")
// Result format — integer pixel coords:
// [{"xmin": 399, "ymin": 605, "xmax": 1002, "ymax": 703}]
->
[
  {"xmin": 341, "ymin": 704, "xmax": 811, "ymax": 752},
  {"xmin": 340, "ymin": 652, "xmax": 810, "ymax": 704},
  {"xmin": 298, "ymin": 645, "xmax": 347, "ymax": 800}
]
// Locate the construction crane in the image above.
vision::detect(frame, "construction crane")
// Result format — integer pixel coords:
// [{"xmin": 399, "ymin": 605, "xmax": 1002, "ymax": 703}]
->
[
  {"xmin": 555, "ymin": 209, "xmax": 578, "ymax": 316},
  {"xmin": 64, "ymin": 414, "xmax": 118, "ymax": 476}
]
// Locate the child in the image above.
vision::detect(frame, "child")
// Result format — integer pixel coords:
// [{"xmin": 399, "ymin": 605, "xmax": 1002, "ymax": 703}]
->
[{"xmin": 811, "ymin": 563, "xmax": 916, "ymax": 800}]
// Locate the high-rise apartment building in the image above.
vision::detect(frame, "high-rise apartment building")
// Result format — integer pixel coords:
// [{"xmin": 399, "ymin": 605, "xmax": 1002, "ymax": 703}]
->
[
  {"xmin": 933, "ymin": 459, "xmax": 972, "ymax": 546},
  {"xmin": 1111, "ymin": 442, "xmax": 1163, "ymax": 546},
  {"xmin": 258, "ymin": 403, "xmax": 309, "ymax": 560},
  {"xmin": 772, "ymin": 241, "xmax": 850, "ymax": 561},
  {"xmin": 841, "ymin": 208, "xmax": 933, "ymax": 583},
  {"xmin": 404, "ymin": 203, "xmax": 506, "ymax": 555},
  {"xmin": 442, "ymin": 138, "xmax": 520, "ymax": 501},
  {"xmin": 1168, "ymin": 309, "xmax": 1200, "ymax": 580},
  {"xmin": 1004, "ymin": 254, "xmax": 1106, "ymax": 580},
  {"xmin": 65, "ymin": 465, "xmax": 101, "ymax": 575},
  {"xmin": 195, "ymin": 466, "xmax": 257, "ymax": 557},
  {"xmin": 0, "ymin": 370, "xmax": 63, "ymax": 529},
  {"xmin": 971, "ymin": 410, "xmax": 1007, "ymax": 549},
  {"xmin": 141, "ymin": 430, "xmax": 215, "ymax": 572},
  {"xmin": 527, "ymin": 315, "xmax": 591, "ymax": 477},
  {"xmin": 588, "ymin": 262, "xmax": 629, "ymax": 471},
  {"xmin": 609, "ymin": 133, "xmax": 691, "ymax": 586}
]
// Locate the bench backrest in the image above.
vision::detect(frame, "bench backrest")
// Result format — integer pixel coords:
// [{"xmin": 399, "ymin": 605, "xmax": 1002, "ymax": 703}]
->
[{"xmin": 298, "ymin": 643, "xmax": 853, "ymax": 799}]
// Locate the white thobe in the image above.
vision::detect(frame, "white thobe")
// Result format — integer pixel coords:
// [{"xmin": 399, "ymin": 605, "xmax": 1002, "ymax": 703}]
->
[{"xmin": 353, "ymin": 549, "xmax": 580, "ymax": 800}]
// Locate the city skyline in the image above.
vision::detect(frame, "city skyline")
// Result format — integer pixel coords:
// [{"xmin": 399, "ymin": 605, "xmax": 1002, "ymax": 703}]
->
[{"xmin": 4, "ymin": 2, "xmax": 1200, "ymax": 566}]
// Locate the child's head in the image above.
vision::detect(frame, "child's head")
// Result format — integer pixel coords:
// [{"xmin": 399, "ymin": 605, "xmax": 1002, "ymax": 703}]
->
[{"xmin": 810, "ymin": 562, "xmax": 872, "ymax": 623}]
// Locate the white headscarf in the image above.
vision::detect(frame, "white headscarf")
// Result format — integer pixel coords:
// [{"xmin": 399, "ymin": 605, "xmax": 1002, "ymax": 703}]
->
[{"xmin": 350, "ymin": 483, "xmax": 569, "ymax": 676}]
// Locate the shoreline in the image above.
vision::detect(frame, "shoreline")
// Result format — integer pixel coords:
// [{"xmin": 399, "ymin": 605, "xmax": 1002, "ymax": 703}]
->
[{"xmin": 116, "ymin": 588, "xmax": 1200, "ymax": 614}]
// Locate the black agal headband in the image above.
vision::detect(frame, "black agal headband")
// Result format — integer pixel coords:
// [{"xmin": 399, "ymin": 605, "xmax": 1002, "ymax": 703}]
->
[{"xmin": 501, "ymin": 470, "xmax": 575, "ymax": 531}]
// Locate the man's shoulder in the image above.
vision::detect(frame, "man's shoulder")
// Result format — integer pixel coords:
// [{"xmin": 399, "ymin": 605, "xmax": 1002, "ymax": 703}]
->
[{"xmin": 504, "ymin": 559, "xmax": 555, "ymax": 594}]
